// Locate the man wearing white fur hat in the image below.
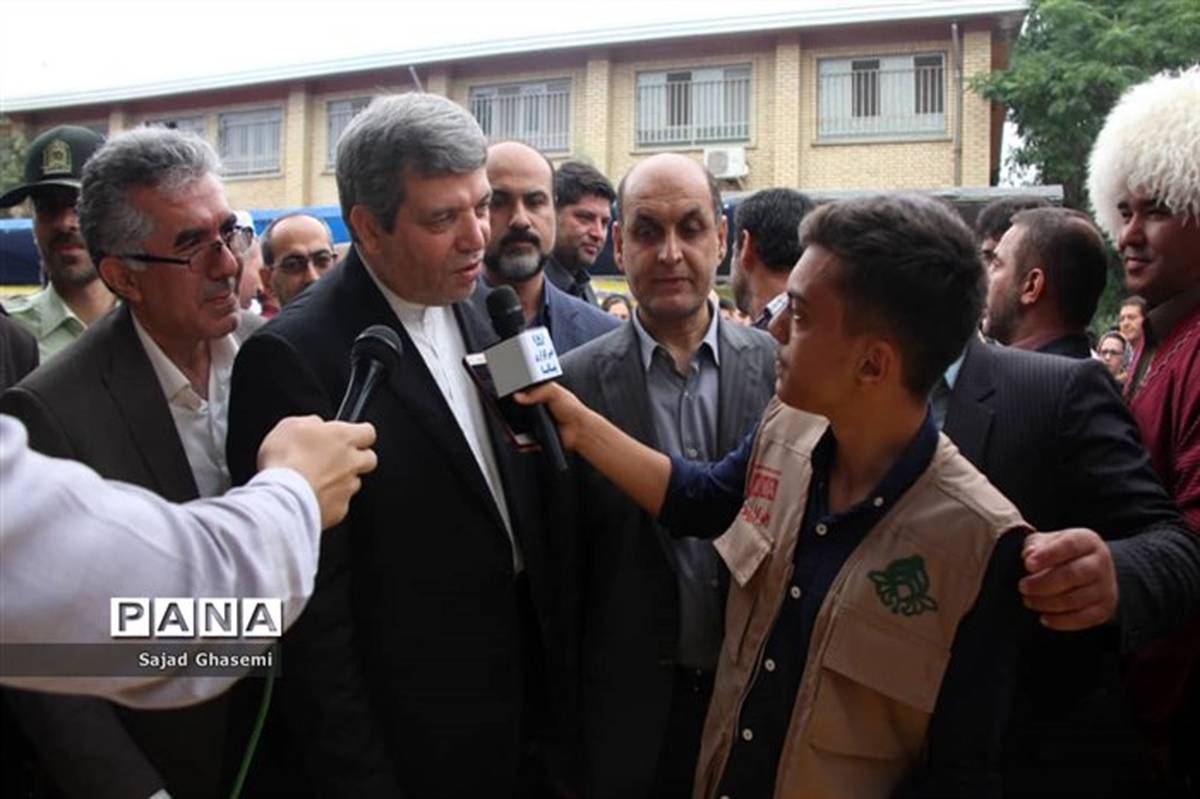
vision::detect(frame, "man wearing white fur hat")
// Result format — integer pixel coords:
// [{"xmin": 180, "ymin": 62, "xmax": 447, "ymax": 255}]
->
[{"xmin": 1087, "ymin": 64, "xmax": 1200, "ymax": 790}]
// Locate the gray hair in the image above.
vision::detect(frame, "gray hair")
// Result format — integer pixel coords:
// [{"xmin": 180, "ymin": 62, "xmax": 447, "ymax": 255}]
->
[
  {"xmin": 79, "ymin": 127, "xmax": 220, "ymax": 267},
  {"xmin": 335, "ymin": 93, "xmax": 486, "ymax": 242}
]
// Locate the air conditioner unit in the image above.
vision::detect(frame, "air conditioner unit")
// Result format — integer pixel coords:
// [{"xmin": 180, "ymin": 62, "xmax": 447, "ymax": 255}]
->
[{"xmin": 703, "ymin": 146, "xmax": 749, "ymax": 179}]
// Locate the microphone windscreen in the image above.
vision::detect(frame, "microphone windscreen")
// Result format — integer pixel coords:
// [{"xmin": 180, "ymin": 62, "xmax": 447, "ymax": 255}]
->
[
  {"xmin": 486, "ymin": 285, "xmax": 526, "ymax": 339},
  {"xmin": 351, "ymin": 324, "xmax": 404, "ymax": 368}
]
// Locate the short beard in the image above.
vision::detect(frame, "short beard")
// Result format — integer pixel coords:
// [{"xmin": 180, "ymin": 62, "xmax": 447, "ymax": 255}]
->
[
  {"xmin": 485, "ymin": 249, "xmax": 546, "ymax": 283},
  {"xmin": 44, "ymin": 253, "xmax": 99, "ymax": 289},
  {"xmin": 982, "ymin": 303, "xmax": 1017, "ymax": 345},
  {"xmin": 553, "ymin": 243, "xmax": 592, "ymax": 273}
]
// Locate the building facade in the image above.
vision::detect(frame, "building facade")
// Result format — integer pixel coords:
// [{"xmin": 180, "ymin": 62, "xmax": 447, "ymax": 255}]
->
[{"xmin": 2, "ymin": 3, "xmax": 1025, "ymax": 211}]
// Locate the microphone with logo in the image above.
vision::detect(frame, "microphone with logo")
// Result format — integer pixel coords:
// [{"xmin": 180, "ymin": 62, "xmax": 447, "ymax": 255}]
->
[
  {"xmin": 336, "ymin": 325, "xmax": 404, "ymax": 423},
  {"xmin": 483, "ymin": 285, "xmax": 569, "ymax": 472}
]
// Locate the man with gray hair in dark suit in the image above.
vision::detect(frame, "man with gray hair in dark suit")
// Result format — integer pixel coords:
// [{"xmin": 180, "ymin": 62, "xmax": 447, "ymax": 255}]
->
[{"xmin": 1, "ymin": 126, "xmax": 263, "ymax": 799}]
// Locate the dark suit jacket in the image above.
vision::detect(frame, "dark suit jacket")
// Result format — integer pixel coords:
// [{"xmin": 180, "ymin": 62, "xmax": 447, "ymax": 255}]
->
[
  {"xmin": 224, "ymin": 249, "xmax": 561, "ymax": 797},
  {"xmin": 0, "ymin": 309, "xmax": 38, "ymax": 391},
  {"xmin": 469, "ymin": 275, "xmax": 619, "ymax": 356},
  {"xmin": 560, "ymin": 319, "xmax": 776, "ymax": 798},
  {"xmin": 945, "ymin": 337, "xmax": 1200, "ymax": 795},
  {"xmin": 0, "ymin": 305, "xmax": 260, "ymax": 799},
  {"xmin": 544, "ymin": 255, "xmax": 598, "ymax": 305}
]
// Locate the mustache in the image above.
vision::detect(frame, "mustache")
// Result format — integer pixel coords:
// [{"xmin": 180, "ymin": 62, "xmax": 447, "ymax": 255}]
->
[
  {"xmin": 202, "ymin": 278, "xmax": 237, "ymax": 300},
  {"xmin": 51, "ymin": 231, "xmax": 86, "ymax": 248},
  {"xmin": 499, "ymin": 229, "xmax": 541, "ymax": 249}
]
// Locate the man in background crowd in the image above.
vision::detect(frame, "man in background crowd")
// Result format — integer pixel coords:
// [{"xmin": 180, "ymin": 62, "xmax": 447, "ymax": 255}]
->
[
  {"xmin": 1098, "ymin": 330, "xmax": 1129, "ymax": 384},
  {"xmin": 1, "ymin": 126, "xmax": 116, "ymax": 360},
  {"xmin": 982, "ymin": 206, "xmax": 1109, "ymax": 358},
  {"xmin": 1119, "ymin": 294, "xmax": 1148, "ymax": 355},
  {"xmin": 258, "ymin": 212, "xmax": 336, "ymax": 312},
  {"xmin": 547, "ymin": 160, "xmax": 615, "ymax": 304},
  {"xmin": 729, "ymin": 187, "xmax": 812, "ymax": 329},
  {"xmin": 476, "ymin": 141, "xmax": 617, "ymax": 353},
  {"xmin": 975, "ymin": 193, "xmax": 1051, "ymax": 270}
]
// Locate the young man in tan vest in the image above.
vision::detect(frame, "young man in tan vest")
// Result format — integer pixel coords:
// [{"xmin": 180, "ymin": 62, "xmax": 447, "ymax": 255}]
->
[{"xmin": 522, "ymin": 194, "xmax": 1075, "ymax": 798}]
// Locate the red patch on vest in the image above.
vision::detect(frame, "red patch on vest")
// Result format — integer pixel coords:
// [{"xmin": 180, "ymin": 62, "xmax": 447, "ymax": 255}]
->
[{"xmin": 747, "ymin": 465, "xmax": 780, "ymax": 501}]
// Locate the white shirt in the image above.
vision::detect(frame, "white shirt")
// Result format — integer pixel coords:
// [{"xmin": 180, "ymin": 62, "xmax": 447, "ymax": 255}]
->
[
  {"xmin": 363, "ymin": 264, "xmax": 521, "ymax": 572},
  {"xmin": 131, "ymin": 316, "xmax": 236, "ymax": 498},
  {"xmin": 0, "ymin": 415, "xmax": 320, "ymax": 708}
]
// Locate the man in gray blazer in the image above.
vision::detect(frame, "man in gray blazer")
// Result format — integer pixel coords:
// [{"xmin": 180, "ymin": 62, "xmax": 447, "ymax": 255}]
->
[
  {"xmin": 560, "ymin": 153, "xmax": 776, "ymax": 798},
  {"xmin": 0, "ymin": 127, "xmax": 263, "ymax": 799}
]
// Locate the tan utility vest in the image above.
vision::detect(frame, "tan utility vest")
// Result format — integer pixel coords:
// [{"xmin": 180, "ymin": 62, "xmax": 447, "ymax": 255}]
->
[{"xmin": 695, "ymin": 398, "xmax": 1028, "ymax": 799}]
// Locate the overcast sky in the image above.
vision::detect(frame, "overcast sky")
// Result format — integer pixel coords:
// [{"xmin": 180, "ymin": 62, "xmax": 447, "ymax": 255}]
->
[{"xmin": 3, "ymin": 0, "xmax": 822, "ymax": 101}]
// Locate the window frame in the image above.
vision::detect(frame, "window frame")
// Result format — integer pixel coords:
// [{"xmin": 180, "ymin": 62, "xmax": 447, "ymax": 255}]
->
[
  {"xmin": 217, "ymin": 106, "xmax": 284, "ymax": 178},
  {"xmin": 468, "ymin": 78, "xmax": 572, "ymax": 154},
  {"xmin": 816, "ymin": 51, "xmax": 948, "ymax": 143},
  {"xmin": 634, "ymin": 63, "xmax": 753, "ymax": 148}
]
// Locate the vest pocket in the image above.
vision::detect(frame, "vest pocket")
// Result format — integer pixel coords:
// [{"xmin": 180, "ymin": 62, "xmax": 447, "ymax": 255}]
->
[{"xmin": 806, "ymin": 603, "xmax": 947, "ymax": 761}]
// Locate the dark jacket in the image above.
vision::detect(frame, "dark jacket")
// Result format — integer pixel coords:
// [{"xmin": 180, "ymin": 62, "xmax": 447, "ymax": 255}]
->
[
  {"xmin": 0, "ymin": 305, "xmax": 260, "ymax": 799},
  {"xmin": 946, "ymin": 336, "xmax": 1200, "ymax": 796},
  {"xmin": 225, "ymin": 249, "xmax": 564, "ymax": 797},
  {"xmin": 470, "ymin": 274, "xmax": 619, "ymax": 355},
  {"xmin": 561, "ymin": 319, "xmax": 776, "ymax": 798}
]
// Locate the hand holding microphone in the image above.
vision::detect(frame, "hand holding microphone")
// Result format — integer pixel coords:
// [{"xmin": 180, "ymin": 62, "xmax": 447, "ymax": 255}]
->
[{"xmin": 484, "ymin": 286, "xmax": 569, "ymax": 472}]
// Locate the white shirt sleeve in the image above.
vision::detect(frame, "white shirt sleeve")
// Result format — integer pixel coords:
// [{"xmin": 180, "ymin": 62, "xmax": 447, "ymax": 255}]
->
[{"xmin": 0, "ymin": 414, "xmax": 321, "ymax": 708}]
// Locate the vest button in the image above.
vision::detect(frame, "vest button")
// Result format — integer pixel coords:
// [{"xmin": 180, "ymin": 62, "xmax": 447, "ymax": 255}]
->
[
  {"xmin": 815, "ymin": 523, "xmax": 828, "ymax": 536},
  {"xmin": 741, "ymin": 727, "xmax": 754, "ymax": 741},
  {"xmin": 790, "ymin": 585, "xmax": 802, "ymax": 599},
  {"xmin": 764, "ymin": 658, "xmax": 776, "ymax": 672}
]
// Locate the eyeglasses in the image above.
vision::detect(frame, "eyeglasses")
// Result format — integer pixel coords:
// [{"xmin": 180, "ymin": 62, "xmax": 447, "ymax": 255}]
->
[
  {"xmin": 115, "ymin": 226, "xmax": 253, "ymax": 272},
  {"xmin": 275, "ymin": 250, "xmax": 336, "ymax": 275}
]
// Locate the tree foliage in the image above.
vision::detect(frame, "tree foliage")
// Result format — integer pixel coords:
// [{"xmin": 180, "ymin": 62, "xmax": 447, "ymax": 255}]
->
[
  {"xmin": 0, "ymin": 130, "xmax": 28, "ymax": 218},
  {"xmin": 973, "ymin": 0, "xmax": 1200, "ymax": 210}
]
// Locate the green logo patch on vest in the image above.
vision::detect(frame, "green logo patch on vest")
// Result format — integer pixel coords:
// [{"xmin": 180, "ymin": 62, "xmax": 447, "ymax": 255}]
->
[{"xmin": 868, "ymin": 555, "xmax": 938, "ymax": 616}]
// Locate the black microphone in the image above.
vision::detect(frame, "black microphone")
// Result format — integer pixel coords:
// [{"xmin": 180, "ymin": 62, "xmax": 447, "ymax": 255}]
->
[
  {"xmin": 484, "ymin": 286, "xmax": 569, "ymax": 472},
  {"xmin": 336, "ymin": 325, "xmax": 404, "ymax": 423}
]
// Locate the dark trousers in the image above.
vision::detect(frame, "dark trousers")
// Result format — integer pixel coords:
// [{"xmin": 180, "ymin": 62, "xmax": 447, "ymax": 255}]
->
[{"xmin": 650, "ymin": 667, "xmax": 715, "ymax": 799}]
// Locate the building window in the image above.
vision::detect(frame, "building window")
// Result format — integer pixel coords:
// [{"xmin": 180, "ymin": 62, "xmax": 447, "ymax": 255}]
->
[
  {"xmin": 818, "ymin": 53, "xmax": 947, "ymax": 140},
  {"xmin": 218, "ymin": 108, "xmax": 282, "ymax": 176},
  {"xmin": 326, "ymin": 97, "xmax": 371, "ymax": 166},
  {"xmin": 469, "ymin": 80, "xmax": 570, "ymax": 153},
  {"xmin": 636, "ymin": 64, "xmax": 751, "ymax": 147},
  {"xmin": 146, "ymin": 116, "xmax": 207, "ymax": 138}
]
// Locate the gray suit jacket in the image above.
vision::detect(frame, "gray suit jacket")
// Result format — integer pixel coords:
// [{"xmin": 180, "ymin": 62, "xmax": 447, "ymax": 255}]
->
[
  {"xmin": 559, "ymin": 318, "xmax": 776, "ymax": 798},
  {"xmin": 0, "ymin": 305, "xmax": 261, "ymax": 799}
]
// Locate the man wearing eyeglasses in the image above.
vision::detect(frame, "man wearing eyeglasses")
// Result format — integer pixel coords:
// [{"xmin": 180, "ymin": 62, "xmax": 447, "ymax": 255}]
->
[
  {"xmin": 258, "ymin": 212, "xmax": 336, "ymax": 315},
  {"xmin": 0, "ymin": 125, "xmax": 117, "ymax": 361},
  {"xmin": 0, "ymin": 126, "xmax": 263, "ymax": 799}
]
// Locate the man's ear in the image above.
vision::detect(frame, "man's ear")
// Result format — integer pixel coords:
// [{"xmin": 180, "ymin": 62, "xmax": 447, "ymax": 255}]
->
[
  {"xmin": 1019, "ymin": 267, "xmax": 1046, "ymax": 307},
  {"xmin": 857, "ymin": 339, "xmax": 896, "ymax": 386},
  {"xmin": 258, "ymin": 265, "xmax": 278, "ymax": 302},
  {"xmin": 99, "ymin": 257, "xmax": 140, "ymax": 303},
  {"xmin": 349, "ymin": 206, "xmax": 384, "ymax": 259},
  {"xmin": 716, "ymin": 213, "xmax": 728, "ymax": 264},
  {"xmin": 613, "ymin": 221, "xmax": 626, "ymax": 275},
  {"xmin": 737, "ymin": 229, "xmax": 754, "ymax": 272}
]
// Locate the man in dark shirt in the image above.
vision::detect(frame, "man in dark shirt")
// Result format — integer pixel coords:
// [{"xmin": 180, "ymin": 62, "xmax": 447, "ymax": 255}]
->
[
  {"xmin": 526, "ymin": 194, "xmax": 1042, "ymax": 796},
  {"xmin": 546, "ymin": 161, "xmax": 615, "ymax": 304},
  {"xmin": 475, "ymin": 142, "xmax": 617, "ymax": 354},
  {"xmin": 983, "ymin": 206, "xmax": 1109, "ymax": 358}
]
